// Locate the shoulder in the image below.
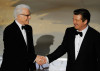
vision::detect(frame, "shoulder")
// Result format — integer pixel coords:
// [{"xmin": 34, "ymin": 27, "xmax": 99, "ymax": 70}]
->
[
  {"xmin": 88, "ymin": 26, "xmax": 100, "ymax": 39},
  {"xmin": 65, "ymin": 27, "xmax": 76, "ymax": 33},
  {"xmin": 66, "ymin": 27, "xmax": 75, "ymax": 30},
  {"xmin": 62, "ymin": 27, "xmax": 76, "ymax": 36},
  {"xmin": 4, "ymin": 22, "xmax": 15, "ymax": 32},
  {"xmin": 88, "ymin": 26, "xmax": 100, "ymax": 35},
  {"xmin": 3, "ymin": 21, "xmax": 19, "ymax": 34}
]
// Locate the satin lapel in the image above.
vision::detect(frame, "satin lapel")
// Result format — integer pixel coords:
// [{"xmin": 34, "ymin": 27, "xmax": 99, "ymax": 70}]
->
[
  {"xmin": 76, "ymin": 27, "xmax": 91, "ymax": 60},
  {"xmin": 25, "ymin": 26, "xmax": 32, "ymax": 46},
  {"xmin": 12, "ymin": 21, "xmax": 27, "ymax": 46},
  {"xmin": 69, "ymin": 28, "xmax": 77, "ymax": 61},
  {"xmin": 25, "ymin": 27, "xmax": 30, "ymax": 47},
  {"xmin": 71, "ymin": 33, "xmax": 76, "ymax": 61}
]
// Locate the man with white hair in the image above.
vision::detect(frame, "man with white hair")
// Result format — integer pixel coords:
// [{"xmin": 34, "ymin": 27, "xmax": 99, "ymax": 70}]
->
[{"xmin": 0, "ymin": 4, "xmax": 44, "ymax": 71}]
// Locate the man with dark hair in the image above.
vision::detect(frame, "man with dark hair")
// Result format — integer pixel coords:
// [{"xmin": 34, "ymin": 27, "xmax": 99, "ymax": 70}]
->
[
  {"xmin": 39, "ymin": 8, "xmax": 100, "ymax": 71},
  {"xmin": 74, "ymin": 8, "xmax": 90, "ymax": 24}
]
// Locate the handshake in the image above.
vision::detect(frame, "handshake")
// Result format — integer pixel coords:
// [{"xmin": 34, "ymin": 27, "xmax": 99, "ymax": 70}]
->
[{"xmin": 35, "ymin": 55, "xmax": 47, "ymax": 65}]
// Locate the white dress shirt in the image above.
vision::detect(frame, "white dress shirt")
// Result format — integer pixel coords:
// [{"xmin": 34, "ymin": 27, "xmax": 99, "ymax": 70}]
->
[
  {"xmin": 15, "ymin": 20, "xmax": 27, "ymax": 44},
  {"xmin": 75, "ymin": 26, "xmax": 88, "ymax": 59}
]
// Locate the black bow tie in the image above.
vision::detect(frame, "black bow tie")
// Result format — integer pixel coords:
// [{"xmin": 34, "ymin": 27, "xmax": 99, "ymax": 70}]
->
[
  {"xmin": 75, "ymin": 31, "xmax": 83, "ymax": 37},
  {"xmin": 22, "ymin": 26, "xmax": 26, "ymax": 30}
]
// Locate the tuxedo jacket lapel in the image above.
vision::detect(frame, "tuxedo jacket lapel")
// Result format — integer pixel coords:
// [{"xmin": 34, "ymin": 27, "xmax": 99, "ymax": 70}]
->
[
  {"xmin": 13, "ymin": 21, "xmax": 27, "ymax": 47},
  {"xmin": 71, "ymin": 32, "xmax": 76, "ymax": 61},
  {"xmin": 76, "ymin": 26, "xmax": 91, "ymax": 60},
  {"xmin": 25, "ymin": 26, "xmax": 31, "ymax": 48},
  {"xmin": 69, "ymin": 28, "xmax": 77, "ymax": 61}
]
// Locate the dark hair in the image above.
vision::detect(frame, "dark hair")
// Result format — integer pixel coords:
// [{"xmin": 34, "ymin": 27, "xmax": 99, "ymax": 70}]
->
[{"xmin": 74, "ymin": 8, "xmax": 91, "ymax": 24}]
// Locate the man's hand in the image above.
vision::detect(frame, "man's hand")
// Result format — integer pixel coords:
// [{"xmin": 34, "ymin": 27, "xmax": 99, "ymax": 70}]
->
[{"xmin": 35, "ymin": 55, "xmax": 47, "ymax": 65}]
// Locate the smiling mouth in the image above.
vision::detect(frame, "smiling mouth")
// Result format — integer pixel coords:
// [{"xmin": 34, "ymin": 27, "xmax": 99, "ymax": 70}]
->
[{"xmin": 74, "ymin": 24, "xmax": 78, "ymax": 26}]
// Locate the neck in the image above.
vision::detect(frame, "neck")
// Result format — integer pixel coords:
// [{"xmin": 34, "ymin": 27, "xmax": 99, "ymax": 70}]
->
[
  {"xmin": 16, "ymin": 19, "xmax": 25, "ymax": 26},
  {"xmin": 78, "ymin": 25, "xmax": 88, "ymax": 31}
]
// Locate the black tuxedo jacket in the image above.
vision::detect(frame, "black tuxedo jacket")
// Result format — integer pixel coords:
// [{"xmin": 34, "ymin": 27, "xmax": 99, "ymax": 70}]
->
[
  {"xmin": 0, "ymin": 21, "xmax": 37, "ymax": 71},
  {"xmin": 47, "ymin": 26, "xmax": 100, "ymax": 71}
]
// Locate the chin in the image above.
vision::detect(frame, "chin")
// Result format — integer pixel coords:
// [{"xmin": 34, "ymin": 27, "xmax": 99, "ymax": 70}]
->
[{"xmin": 74, "ymin": 26, "xmax": 78, "ymax": 30}]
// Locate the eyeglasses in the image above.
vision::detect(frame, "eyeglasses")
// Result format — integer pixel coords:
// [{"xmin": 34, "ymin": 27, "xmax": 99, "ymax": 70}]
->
[{"xmin": 20, "ymin": 14, "xmax": 31, "ymax": 17}]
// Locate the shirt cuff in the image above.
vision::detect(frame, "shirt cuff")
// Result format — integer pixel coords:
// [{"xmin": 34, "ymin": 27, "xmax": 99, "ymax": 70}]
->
[{"xmin": 45, "ymin": 56, "xmax": 49, "ymax": 64}]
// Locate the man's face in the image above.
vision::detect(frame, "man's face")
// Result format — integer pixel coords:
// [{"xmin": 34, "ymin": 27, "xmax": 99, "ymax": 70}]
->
[
  {"xmin": 17, "ymin": 8, "xmax": 31, "ymax": 25},
  {"xmin": 73, "ymin": 14, "xmax": 87, "ymax": 31}
]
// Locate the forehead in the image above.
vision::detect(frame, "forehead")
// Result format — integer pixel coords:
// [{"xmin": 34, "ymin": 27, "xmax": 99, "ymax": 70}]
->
[
  {"xmin": 21, "ymin": 8, "xmax": 30, "ymax": 14},
  {"xmin": 73, "ymin": 14, "xmax": 82, "ymax": 20}
]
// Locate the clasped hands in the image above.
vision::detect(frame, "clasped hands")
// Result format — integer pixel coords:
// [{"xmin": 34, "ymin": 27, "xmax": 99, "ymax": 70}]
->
[{"xmin": 35, "ymin": 55, "xmax": 47, "ymax": 65}]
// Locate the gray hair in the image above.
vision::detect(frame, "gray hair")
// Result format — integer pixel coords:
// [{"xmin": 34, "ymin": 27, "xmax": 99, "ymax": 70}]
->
[{"xmin": 14, "ymin": 4, "xmax": 31, "ymax": 19}]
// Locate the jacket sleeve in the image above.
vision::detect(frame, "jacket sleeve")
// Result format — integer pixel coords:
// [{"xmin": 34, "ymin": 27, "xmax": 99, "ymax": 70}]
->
[
  {"xmin": 95, "ymin": 32, "xmax": 100, "ymax": 71},
  {"xmin": 47, "ymin": 28, "xmax": 70, "ymax": 63}
]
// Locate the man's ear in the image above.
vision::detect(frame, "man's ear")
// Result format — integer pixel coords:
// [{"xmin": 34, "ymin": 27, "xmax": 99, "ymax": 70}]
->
[{"xmin": 84, "ymin": 20, "xmax": 88, "ymax": 25}]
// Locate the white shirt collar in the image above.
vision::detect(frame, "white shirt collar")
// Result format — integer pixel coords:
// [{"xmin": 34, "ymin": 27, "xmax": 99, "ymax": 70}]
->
[{"xmin": 15, "ymin": 20, "xmax": 23, "ymax": 30}]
